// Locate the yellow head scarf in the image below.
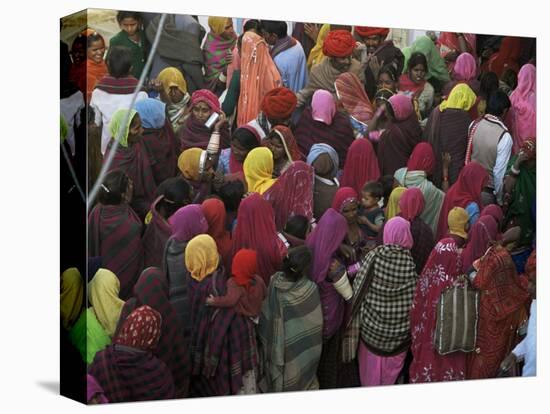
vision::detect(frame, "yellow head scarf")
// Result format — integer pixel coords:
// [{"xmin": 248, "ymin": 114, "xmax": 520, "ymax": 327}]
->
[
  {"xmin": 439, "ymin": 83, "xmax": 477, "ymax": 112},
  {"xmin": 88, "ymin": 269, "xmax": 125, "ymax": 337},
  {"xmin": 386, "ymin": 186, "xmax": 407, "ymax": 220},
  {"xmin": 178, "ymin": 148, "xmax": 205, "ymax": 181},
  {"xmin": 307, "ymin": 24, "xmax": 331, "ymax": 69},
  {"xmin": 61, "ymin": 268, "xmax": 84, "ymax": 330},
  {"xmin": 208, "ymin": 16, "xmax": 231, "ymax": 36},
  {"xmin": 157, "ymin": 67, "xmax": 188, "ymax": 97},
  {"xmin": 108, "ymin": 108, "xmax": 138, "ymax": 147},
  {"xmin": 243, "ymin": 147, "xmax": 277, "ymax": 194},
  {"xmin": 447, "ymin": 207, "xmax": 469, "ymax": 239},
  {"xmin": 185, "ymin": 234, "xmax": 220, "ymax": 281}
]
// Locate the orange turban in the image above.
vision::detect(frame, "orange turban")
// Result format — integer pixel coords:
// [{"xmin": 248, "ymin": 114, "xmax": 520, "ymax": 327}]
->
[
  {"xmin": 322, "ymin": 30, "xmax": 356, "ymax": 58},
  {"xmin": 261, "ymin": 87, "xmax": 297, "ymax": 120},
  {"xmin": 354, "ymin": 27, "xmax": 390, "ymax": 38}
]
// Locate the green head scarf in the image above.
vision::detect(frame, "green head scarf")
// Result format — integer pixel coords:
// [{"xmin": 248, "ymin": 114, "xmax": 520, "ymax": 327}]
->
[
  {"xmin": 108, "ymin": 108, "xmax": 138, "ymax": 148},
  {"xmin": 403, "ymin": 35, "xmax": 451, "ymax": 83}
]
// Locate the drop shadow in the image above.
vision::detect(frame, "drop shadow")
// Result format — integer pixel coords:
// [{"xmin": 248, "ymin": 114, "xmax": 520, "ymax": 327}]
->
[{"xmin": 36, "ymin": 381, "xmax": 60, "ymax": 395}]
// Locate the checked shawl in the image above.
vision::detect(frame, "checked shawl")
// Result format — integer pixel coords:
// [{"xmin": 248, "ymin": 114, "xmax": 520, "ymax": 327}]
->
[{"xmin": 343, "ymin": 245, "xmax": 417, "ymax": 361}]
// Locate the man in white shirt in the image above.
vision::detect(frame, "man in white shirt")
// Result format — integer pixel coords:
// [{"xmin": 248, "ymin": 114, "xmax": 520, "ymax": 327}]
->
[{"xmin": 467, "ymin": 90, "xmax": 513, "ymax": 206}]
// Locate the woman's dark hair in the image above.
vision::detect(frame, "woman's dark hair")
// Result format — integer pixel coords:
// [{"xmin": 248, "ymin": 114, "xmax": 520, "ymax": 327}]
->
[
  {"xmin": 407, "ymin": 51, "xmax": 428, "ymax": 72},
  {"xmin": 106, "ymin": 45, "xmax": 133, "ymax": 78},
  {"xmin": 378, "ymin": 64, "xmax": 399, "ymax": 82},
  {"xmin": 116, "ymin": 11, "xmax": 143, "ymax": 23},
  {"xmin": 87, "ymin": 32, "xmax": 104, "ymax": 48},
  {"xmin": 243, "ymin": 19, "xmax": 262, "ymax": 33},
  {"xmin": 98, "ymin": 170, "xmax": 129, "ymax": 205},
  {"xmin": 282, "ymin": 245, "xmax": 312, "ymax": 281},
  {"xmin": 232, "ymin": 127, "xmax": 261, "ymax": 151},
  {"xmin": 284, "ymin": 215, "xmax": 309, "ymax": 240},
  {"xmin": 261, "ymin": 20, "xmax": 287, "ymax": 38},
  {"xmin": 479, "ymin": 71, "xmax": 499, "ymax": 98},
  {"xmin": 378, "ymin": 175, "xmax": 396, "ymax": 207},
  {"xmin": 215, "ymin": 180, "xmax": 245, "ymax": 212},
  {"xmin": 486, "ymin": 89, "xmax": 511, "ymax": 117},
  {"xmin": 155, "ymin": 177, "xmax": 192, "ymax": 218},
  {"xmin": 501, "ymin": 68, "xmax": 518, "ymax": 90}
]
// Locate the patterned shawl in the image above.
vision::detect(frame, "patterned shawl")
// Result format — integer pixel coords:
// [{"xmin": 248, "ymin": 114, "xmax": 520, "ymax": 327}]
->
[
  {"xmin": 343, "ymin": 245, "xmax": 417, "ymax": 359},
  {"xmin": 409, "ymin": 238, "xmax": 466, "ymax": 383},
  {"xmin": 203, "ymin": 31, "xmax": 237, "ymax": 87},
  {"xmin": 258, "ymin": 272, "xmax": 323, "ymax": 392},
  {"xmin": 334, "ymin": 71, "xmax": 374, "ymax": 124},
  {"xmin": 88, "ymin": 204, "xmax": 144, "ymax": 301}
]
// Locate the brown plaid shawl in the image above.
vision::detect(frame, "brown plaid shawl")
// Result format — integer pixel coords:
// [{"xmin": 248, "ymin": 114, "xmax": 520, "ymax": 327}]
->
[{"xmin": 342, "ymin": 245, "xmax": 417, "ymax": 361}]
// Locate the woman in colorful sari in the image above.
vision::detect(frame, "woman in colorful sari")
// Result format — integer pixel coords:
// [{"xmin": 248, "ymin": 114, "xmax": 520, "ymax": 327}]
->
[
  {"xmin": 231, "ymin": 193, "xmax": 287, "ymax": 284},
  {"xmin": 307, "ymin": 144, "xmax": 340, "ymax": 220},
  {"xmin": 334, "ymin": 72, "xmax": 374, "ymax": 139},
  {"xmin": 409, "ymin": 235, "xmax": 467, "ymax": 383},
  {"xmin": 377, "ymin": 94, "xmax": 422, "ymax": 177},
  {"xmin": 503, "ymin": 139, "xmax": 536, "ymax": 248},
  {"xmin": 466, "ymin": 245, "xmax": 530, "ymax": 379},
  {"xmin": 340, "ymin": 139, "xmax": 380, "ymax": 196},
  {"xmin": 70, "ymin": 269, "xmax": 125, "ymax": 364},
  {"xmin": 88, "ymin": 305, "xmax": 175, "ymax": 402},
  {"xmin": 114, "ymin": 268, "xmax": 190, "ymax": 398},
  {"xmin": 394, "ymin": 142, "xmax": 445, "ymax": 234},
  {"xmin": 156, "ymin": 67, "xmax": 191, "ymax": 135},
  {"xmin": 461, "ymin": 215, "xmax": 499, "ymax": 272},
  {"xmin": 201, "ymin": 198, "xmax": 232, "ymax": 269},
  {"xmin": 237, "ymin": 30, "xmax": 282, "ymax": 126},
  {"xmin": 402, "ymin": 35, "xmax": 451, "ymax": 92},
  {"xmin": 88, "ymin": 170, "xmax": 143, "ymax": 300},
  {"xmin": 399, "ymin": 188, "xmax": 435, "ymax": 274},
  {"xmin": 178, "ymin": 89, "xmax": 230, "ymax": 151},
  {"xmin": 163, "ymin": 205, "xmax": 208, "ymax": 329},
  {"xmin": 258, "ymin": 245, "xmax": 324, "ymax": 392},
  {"xmin": 343, "ymin": 217, "xmax": 417, "ymax": 386},
  {"xmin": 506, "ymin": 64, "xmax": 536, "ymax": 153},
  {"xmin": 202, "ymin": 17, "xmax": 237, "ymax": 94},
  {"xmin": 436, "ymin": 161, "xmax": 488, "ymax": 240},
  {"xmin": 305, "ymin": 208, "xmax": 355, "ymax": 388},
  {"xmin": 398, "ymin": 52, "xmax": 435, "ymax": 122},
  {"xmin": 217, "ymin": 126, "xmax": 261, "ymax": 180},
  {"xmin": 186, "ymin": 235, "xmax": 259, "ymax": 396},
  {"xmin": 294, "ymin": 89, "xmax": 356, "ymax": 169},
  {"xmin": 104, "ymin": 109, "xmax": 156, "ymax": 221},
  {"xmin": 424, "ymin": 83, "xmax": 477, "ymax": 188},
  {"xmin": 135, "ymin": 98, "xmax": 178, "ymax": 185},
  {"xmin": 264, "ymin": 125, "xmax": 303, "ymax": 177},
  {"xmin": 142, "ymin": 177, "xmax": 192, "ymax": 268}
]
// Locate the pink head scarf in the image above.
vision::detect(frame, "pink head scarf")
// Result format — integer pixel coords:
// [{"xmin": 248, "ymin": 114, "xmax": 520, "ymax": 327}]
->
[
  {"xmin": 453, "ymin": 52, "xmax": 477, "ymax": 82},
  {"xmin": 312, "ymin": 89, "xmax": 337, "ymax": 125},
  {"xmin": 383, "ymin": 216, "xmax": 414, "ymax": 249},
  {"xmin": 191, "ymin": 89, "xmax": 221, "ymax": 113},
  {"xmin": 509, "ymin": 63, "xmax": 536, "ymax": 152},
  {"xmin": 389, "ymin": 94, "xmax": 414, "ymax": 121},
  {"xmin": 168, "ymin": 204, "xmax": 209, "ymax": 242},
  {"xmin": 399, "ymin": 188, "xmax": 425, "ymax": 221}
]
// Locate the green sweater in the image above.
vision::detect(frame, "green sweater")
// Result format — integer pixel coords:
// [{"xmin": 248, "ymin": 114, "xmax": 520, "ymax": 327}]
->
[{"xmin": 109, "ymin": 30, "xmax": 149, "ymax": 80}]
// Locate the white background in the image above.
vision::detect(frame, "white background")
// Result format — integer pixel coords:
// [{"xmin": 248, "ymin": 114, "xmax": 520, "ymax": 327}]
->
[{"xmin": 0, "ymin": 0, "xmax": 547, "ymax": 412}]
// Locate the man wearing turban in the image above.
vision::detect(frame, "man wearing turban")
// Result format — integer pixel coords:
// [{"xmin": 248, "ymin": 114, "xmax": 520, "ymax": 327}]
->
[
  {"xmin": 353, "ymin": 26, "xmax": 404, "ymax": 100},
  {"xmin": 247, "ymin": 87, "xmax": 298, "ymax": 139},
  {"xmin": 296, "ymin": 30, "xmax": 365, "ymax": 106}
]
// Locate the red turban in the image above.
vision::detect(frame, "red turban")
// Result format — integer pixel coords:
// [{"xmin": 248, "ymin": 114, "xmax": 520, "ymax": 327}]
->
[
  {"xmin": 261, "ymin": 87, "xmax": 297, "ymax": 120},
  {"xmin": 322, "ymin": 30, "xmax": 356, "ymax": 58},
  {"xmin": 191, "ymin": 89, "xmax": 221, "ymax": 113},
  {"xmin": 232, "ymin": 249, "xmax": 258, "ymax": 288},
  {"xmin": 354, "ymin": 26, "xmax": 390, "ymax": 39}
]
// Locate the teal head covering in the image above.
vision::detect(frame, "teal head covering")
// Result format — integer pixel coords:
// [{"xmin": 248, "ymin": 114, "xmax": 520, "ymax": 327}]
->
[
  {"xmin": 108, "ymin": 109, "xmax": 138, "ymax": 148},
  {"xmin": 403, "ymin": 35, "xmax": 450, "ymax": 83}
]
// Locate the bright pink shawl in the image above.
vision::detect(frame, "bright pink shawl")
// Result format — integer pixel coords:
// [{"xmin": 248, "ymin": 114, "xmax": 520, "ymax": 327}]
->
[{"xmin": 507, "ymin": 63, "xmax": 536, "ymax": 153}]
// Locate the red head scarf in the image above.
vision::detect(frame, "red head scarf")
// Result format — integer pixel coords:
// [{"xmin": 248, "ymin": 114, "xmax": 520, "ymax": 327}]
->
[
  {"xmin": 191, "ymin": 89, "xmax": 221, "ymax": 113},
  {"xmin": 480, "ymin": 204, "xmax": 504, "ymax": 225},
  {"xmin": 340, "ymin": 139, "xmax": 380, "ymax": 196},
  {"xmin": 461, "ymin": 215, "xmax": 499, "ymax": 272},
  {"xmin": 334, "ymin": 72, "xmax": 374, "ymax": 124},
  {"xmin": 331, "ymin": 186, "xmax": 358, "ymax": 213},
  {"xmin": 354, "ymin": 27, "xmax": 390, "ymax": 39},
  {"xmin": 399, "ymin": 187, "xmax": 425, "ymax": 221},
  {"xmin": 114, "ymin": 305, "xmax": 162, "ymax": 351},
  {"xmin": 231, "ymin": 249, "xmax": 258, "ymax": 288},
  {"xmin": 271, "ymin": 125, "xmax": 303, "ymax": 161},
  {"xmin": 487, "ymin": 36, "xmax": 522, "ymax": 78},
  {"xmin": 525, "ymin": 250, "xmax": 536, "ymax": 282},
  {"xmin": 407, "ymin": 142, "xmax": 435, "ymax": 174},
  {"xmin": 261, "ymin": 87, "xmax": 297, "ymax": 120},
  {"xmin": 323, "ymin": 30, "xmax": 356, "ymax": 58},
  {"xmin": 436, "ymin": 161, "xmax": 488, "ymax": 240},
  {"xmin": 201, "ymin": 198, "xmax": 232, "ymax": 261}
]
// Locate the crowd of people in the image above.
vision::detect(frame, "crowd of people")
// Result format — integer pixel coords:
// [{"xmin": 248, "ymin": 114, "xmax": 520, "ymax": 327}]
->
[{"xmin": 60, "ymin": 11, "xmax": 537, "ymax": 404}]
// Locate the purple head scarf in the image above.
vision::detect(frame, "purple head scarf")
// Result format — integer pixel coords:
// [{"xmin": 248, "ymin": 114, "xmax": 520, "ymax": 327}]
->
[
  {"xmin": 383, "ymin": 216, "xmax": 414, "ymax": 249},
  {"xmin": 168, "ymin": 204, "xmax": 208, "ymax": 242}
]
